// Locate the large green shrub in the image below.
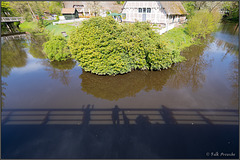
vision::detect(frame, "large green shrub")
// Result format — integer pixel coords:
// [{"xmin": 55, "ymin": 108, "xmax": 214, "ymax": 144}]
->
[
  {"xmin": 43, "ymin": 36, "xmax": 71, "ymax": 61},
  {"xmin": 68, "ymin": 16, "xmax": 184, "ymax": 75},
  {"xmin": 187, "ymin": 9, "xmax": 221, "ymax": 38}
]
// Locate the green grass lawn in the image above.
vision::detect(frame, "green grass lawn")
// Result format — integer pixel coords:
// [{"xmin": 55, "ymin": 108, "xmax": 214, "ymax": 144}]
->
[
  {"xmin": 19, "ymin": 20, "xmax": 76, "ymax": 37},
  {"xmin": 160, "ymin": 25, "xmax": 194, "ymax": 51},
  {"xmin": 45, "ymin": 23, "xmax": 76, "ymax": 37}
]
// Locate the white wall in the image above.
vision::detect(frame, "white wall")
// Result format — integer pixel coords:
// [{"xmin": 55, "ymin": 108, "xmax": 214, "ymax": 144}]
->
[{"xmin": 122, "ymin": 1, "xmax": 167, "ymax": 24}]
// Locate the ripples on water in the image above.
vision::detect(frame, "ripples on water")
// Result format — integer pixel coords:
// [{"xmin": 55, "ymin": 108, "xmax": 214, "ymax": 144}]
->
[{"xmin": 1, "ymin": 23, "xmax": 239, "ymax": 159}]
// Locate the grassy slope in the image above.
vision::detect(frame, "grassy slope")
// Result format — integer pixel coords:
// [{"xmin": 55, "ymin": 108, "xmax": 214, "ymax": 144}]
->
[
  {"xmin": 160, "ymin": 25, "xmax": 194, "ymax": 51},
  {"xmin": 45, "ymin": 24, "xmax": 76, "ymax": 37},
  {"xmin": 19, "ymin": 21, "xmax": 76, "ymax": 37}
]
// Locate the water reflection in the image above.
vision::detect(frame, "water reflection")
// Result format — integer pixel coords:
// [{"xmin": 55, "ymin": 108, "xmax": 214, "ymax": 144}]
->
[
  {"xmin": 42, "ymin": 60, "xmax": 76, "ymax": 86},
  {"xmin": 80, "ymin": 69, "xmax": 175, "ymax": 100},
  {"xmin": 1, "ymin": 82, "xmax": 7, "ymax": 110},
  {"xmin": 167, "ymin": 37, "xmax": 214, "ymax": 91},
  {"xmin": 217, "ymin": 23, "xmax": 239, "ymax": 36},
  {"xmin": 1, "ymin": 39, "xmax": 28, "ymax": 77},
  {"xmin": 28, "ymin": 34, "xmax": 47, "ymax": 59},
  {"xmin": 228, "ymin": 55, "xmax": 238, "ymax": 105},
  {"xmin": 216, "ymin": 23, "xmax": 239, "ymax": 105},
  {"xmin": 216, "ymin": 39, "xmax": 238, "ymax": 58}
]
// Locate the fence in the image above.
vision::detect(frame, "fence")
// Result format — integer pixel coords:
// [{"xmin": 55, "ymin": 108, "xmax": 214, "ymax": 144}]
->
[{"xmin": 1, "ymin": 17, "xmax": 24, "ymax": 22}]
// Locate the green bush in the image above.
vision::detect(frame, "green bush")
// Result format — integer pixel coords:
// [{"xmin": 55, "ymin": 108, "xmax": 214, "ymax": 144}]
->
[
  {"xmin": 19, "ymin": 21, "xmax": 39, "ymax": 32},
  {"xmin": 43, "ymin": 36, "xmax": 71, "ymax": 61},
  {"xmin": 187, "ymin": 10, "xmax": 221, "ymax": 38},
  {"xmin": 68, "ymin": 16, "xmax": 184, "ymax": 75}
]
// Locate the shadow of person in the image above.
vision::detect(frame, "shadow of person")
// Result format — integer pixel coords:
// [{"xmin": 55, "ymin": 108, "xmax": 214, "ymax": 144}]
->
[
  {"xmin": 82, "ymin": 104, "xmax": 94, "ymax": 126},
  {"xmin": 135, "ymin": 115, "xmax": 151, "ymax": 128},
  {"xmin": 159, "ymin": 105, "xmax": 177, "ymax": 125},
  {"xmin": 112, "ymin": 105, "xmax": 120, "ymax": 125},
  {"xmin": 122, "ymin": 110, "xmax": 129, "ymax": 126}
]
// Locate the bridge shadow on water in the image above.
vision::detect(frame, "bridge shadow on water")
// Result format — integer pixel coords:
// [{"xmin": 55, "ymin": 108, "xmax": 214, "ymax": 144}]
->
[{"xmin": 1, "ymin": 105, "xmax": 239, "ymax": 159}]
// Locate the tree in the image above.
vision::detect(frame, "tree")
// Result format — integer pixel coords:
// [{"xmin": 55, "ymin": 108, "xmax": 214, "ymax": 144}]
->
[
  {"xmin": 187, "ymin": 9, "xmax": 221, "ymax": 38},
  {"xmin": 1, "ymin": 1, "xmax": 13, "ymax": 16},
  {"xmin": 182, "ymin": 1, "xmax": 196, "ymax": 19},
  {"xmin": 182, "ymin": 1, "xmax": 224, "ymax": 19},
  {"xmin": 43, "ymin": 36, "xmax": 71, "ymax": 61},
  {"xmin": 68, "ymin": 16, "xmax": 184, "ymax": 75},
  {"xmin": 9, "ymin": 1, "xmax": 63, "ymax": 22},
  {"xmin": 49, "ymin": 1, "xmax": 62, "ymax": 16},
  {"xmin": 222, "ymin": 1, "xmax": 239, "ymax": 21},
  {"xmin": 87, "ymin": 1, "xmax": 102, "ymax": 17}
]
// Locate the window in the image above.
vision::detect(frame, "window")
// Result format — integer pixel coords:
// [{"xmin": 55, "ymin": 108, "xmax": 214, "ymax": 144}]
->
[
  {"xmin": 143, "ymin": 8, "xmax": 146, "ymax": 13},
  {"xmin": 147, "ymin": 8, "xmax": 151, "ymax": 13},
  {"xmin": 138, "ymin": 8, "xmax": 142, "ymax": 13}
]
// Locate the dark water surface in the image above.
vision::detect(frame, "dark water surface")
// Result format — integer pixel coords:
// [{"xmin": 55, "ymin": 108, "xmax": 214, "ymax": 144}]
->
[{"xmin": 1, "ymin": 23, "xmax": 239, "ymax": 159}]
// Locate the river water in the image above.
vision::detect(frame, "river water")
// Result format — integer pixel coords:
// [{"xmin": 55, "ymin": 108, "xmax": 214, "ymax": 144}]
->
[{"xmin": 1, "ymin": 23, "xmax": 239, "ymax": 159}]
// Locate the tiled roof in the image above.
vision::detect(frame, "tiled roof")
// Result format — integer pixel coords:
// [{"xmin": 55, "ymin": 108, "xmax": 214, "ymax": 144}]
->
[{"xmin": 61, "ymin": 8, "xmax": 76, "ymax": 14}]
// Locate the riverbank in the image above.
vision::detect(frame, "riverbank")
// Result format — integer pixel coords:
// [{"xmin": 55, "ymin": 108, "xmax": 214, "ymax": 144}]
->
[{"xmin": 160, "ymin": 24, "xmax": 195, "ymax": 52}]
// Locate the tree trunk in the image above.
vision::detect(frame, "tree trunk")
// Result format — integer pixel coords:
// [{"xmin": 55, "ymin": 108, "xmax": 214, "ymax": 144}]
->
[{"xmin": 27, "ymin": 2, "xmax": 36, "ymax": 20}]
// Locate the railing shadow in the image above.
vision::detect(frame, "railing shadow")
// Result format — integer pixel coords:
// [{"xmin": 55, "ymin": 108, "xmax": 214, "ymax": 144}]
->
[
  {"xmin": 1, "ymin": 105, "xmax": 239, "ymax": 159},
  {"xmin": 2, "ymin": 105, "xmax": 238, "ymax": 126}
]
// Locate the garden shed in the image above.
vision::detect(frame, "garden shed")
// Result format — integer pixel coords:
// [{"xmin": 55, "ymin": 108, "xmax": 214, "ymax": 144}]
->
[{"xmin": 61, "ymin": 8, "xmax": 79, "ymax": 20}]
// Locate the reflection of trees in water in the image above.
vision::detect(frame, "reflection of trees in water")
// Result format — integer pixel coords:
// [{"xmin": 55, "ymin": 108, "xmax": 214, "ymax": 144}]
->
[
  {"xmin": 167, "ymin": 37, "xmax": 214, "ymax": 91},
  {"xmin": 216, "ymin": 24, "xmax": 239, "ymax": 58},
  {"xmin": 215, "ymin": 23, "xmax": 239, "ymax": 59},
  {"xmin": 217, "ymin": 23, "xmax": 239, "ymax": 36},
  {"xmin": 42, "ymin": 60, "xmax": 76, "ymax": 86},
  {"xmin": 229, "ymin": 58, "xmax": 238, "ymax": 105},
  {"xmin": 225, "ymin": 50, "xmax": 238, "ymax": 105},
  {"xmin": 1, "ymin": 81, "xmax": 8, "ymax": 110},
  {"xmin": 1, "ymin": 39, "xmax": 28, "ymax": 77},
  {"xmin": 28, "ymin": 34, "xmax": 47, "ymax": 59},
  {"xmin": 216, "ymin": 23, "xmax": 238, "ymax": 105},
  {"xmin": 216, "ymin": 39, "xmax": 238, "ymax": 59},
  {"xmin": 80, "ymin": 69, "xmax": 175, "ymax": 101}
]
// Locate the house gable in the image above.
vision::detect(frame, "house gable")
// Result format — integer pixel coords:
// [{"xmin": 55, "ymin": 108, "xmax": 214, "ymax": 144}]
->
[
  {"xmin": 121, "ymin": 1, "xmax": 167, "ymax": 24},
  {"xmin": 121, "ymin": 1, "xmax": 187, "ymax": 24}
]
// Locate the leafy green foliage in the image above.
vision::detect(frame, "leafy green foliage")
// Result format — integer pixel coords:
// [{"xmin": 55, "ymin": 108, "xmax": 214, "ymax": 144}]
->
[
  {"xmin": 43, "ymin": 36, "xmax": 71, "ymax": 61},
  {"xmin": 182, "ymin": 1, "xmax": 196, "ymax": 19},
  {"xmin": 187, "ymin": 10, "xmax": 221, "ymax": 38},
  {"xmin": 222, "ymin": 1, "xmax": 239, "ymax": 22},
  {"xmin": 1, "ymin": 1, "xmax": 13, "ymax": 16},
  {"xmin": 19, "ymin": 21, "xmax": 39, "ymax": 32},
  {"xmin": 68, "ymin": 16, "xmax": 184, "ymax": 75}
]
